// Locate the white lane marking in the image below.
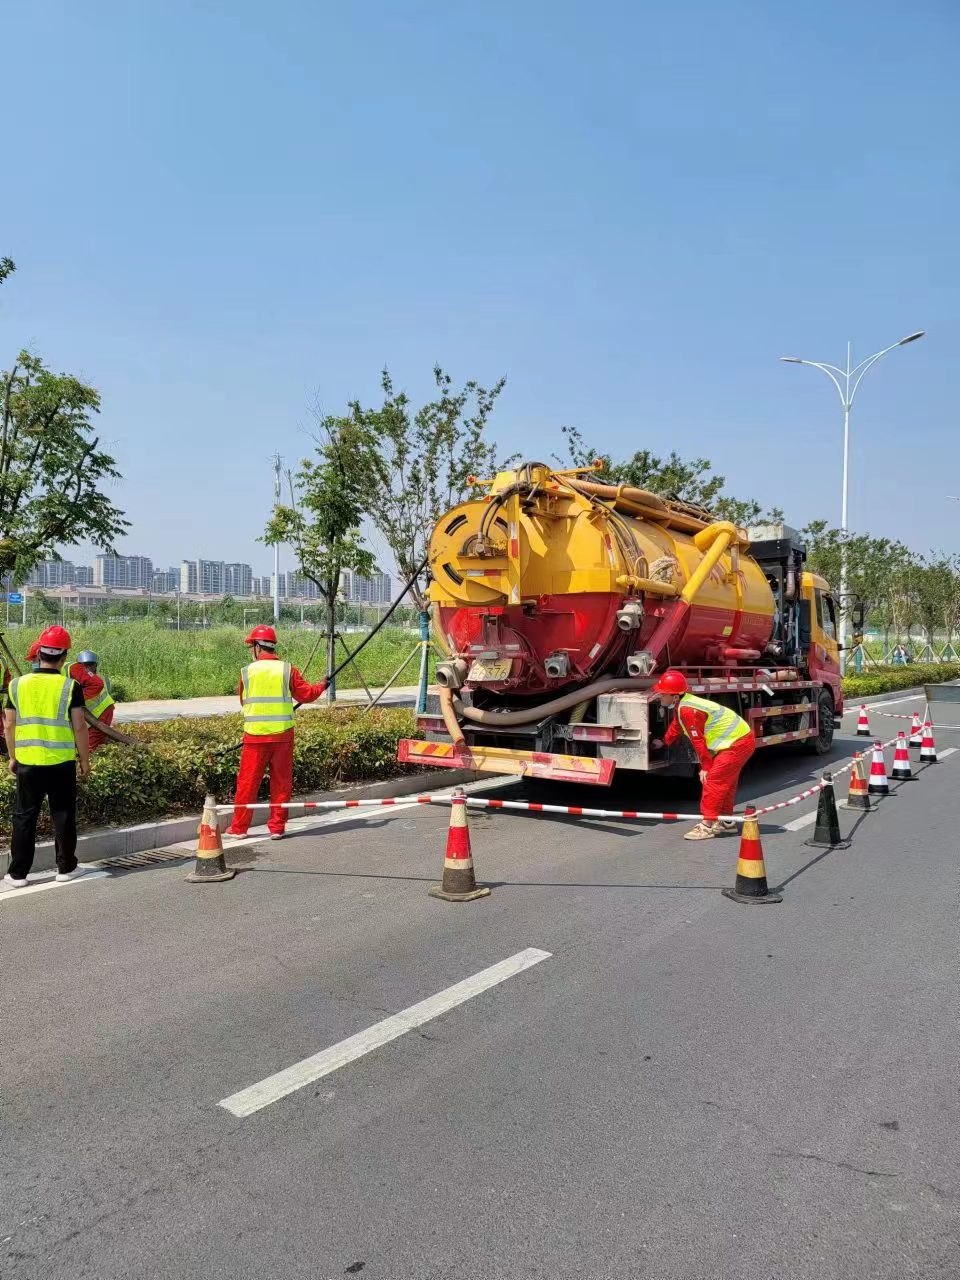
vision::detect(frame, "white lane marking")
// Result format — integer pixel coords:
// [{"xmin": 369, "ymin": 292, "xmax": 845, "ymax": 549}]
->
[
  {"xmin": 844, "ymin": 695, "xmax": 924, "ymax": 714},
  {"xmin": 0, "ymin": 869, "xmax": 111, "ymax": 900},
  {"xmin": 938, "ymin": 747, "xmax": 957, "ymax": 759},
  {"xmin": 783, "ymin": 811, "xmax": 817, "ymax": 831},
  {"xmin": 219, "ymin": 947, "xmax": 552, "ymax": 1118}
]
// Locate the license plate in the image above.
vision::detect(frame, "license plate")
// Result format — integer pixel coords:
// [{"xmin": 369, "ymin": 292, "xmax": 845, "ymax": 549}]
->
[{"xmin": 467, "ymin": 658, "xmax": 513, "ymax": 683}]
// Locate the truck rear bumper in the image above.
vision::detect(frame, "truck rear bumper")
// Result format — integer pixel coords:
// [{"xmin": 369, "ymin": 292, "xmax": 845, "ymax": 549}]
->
[{"xmin": 398, "ymin": 739, "xmax": 616, "ymax": 785}]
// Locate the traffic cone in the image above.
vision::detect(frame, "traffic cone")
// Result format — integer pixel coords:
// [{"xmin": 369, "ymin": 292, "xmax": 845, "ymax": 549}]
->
[
  {"xmin": 721, "ymin": 806, "xmax": 782, "ymax": 905},
  {"xmin": 856, "ymin": 705, "xmax": 871, "ymax": 737},
  {"xmin": 805, "ymin": 773, "xmax": 851, "ymax": 849},
  {"xmin": 843, "ymin": 753, "xmax": 872, "ymax": 811},
  {"xmin": 868, "ymin": 742, "xmax": 890, "ymax": 796},
  {"xmin": 891, "ymin": 732, "xmax": 913, "ymax": 781},
  {"xmin": 428, "ymin": 790, "xmax": 491, "ymax": 903},
  {"xmin": 186, "ymin": 794, "xmax": 236, "ymax": 883},
  {"xmin": 909, "ymin": 712, "xmax": 923, "ymax": 749},
  {"xmin": 920, "ymin": 717, "xmax": 938, "ymax": 764}
]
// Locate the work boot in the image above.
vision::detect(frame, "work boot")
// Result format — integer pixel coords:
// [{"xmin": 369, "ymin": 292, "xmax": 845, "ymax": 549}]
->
[{"xmin": 683, "ymin": 821, "xmax": 717, "ymax": 841}]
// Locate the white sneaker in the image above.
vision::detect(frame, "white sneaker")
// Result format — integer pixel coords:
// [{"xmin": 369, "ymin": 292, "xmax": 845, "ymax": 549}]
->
[
  {"xmin": 55, "ymin": 866, "xmax": 89, "ymax": 883},
  {"xmin": 269, "ymin": 832, "xmax": 286, "ymax": 842},
  {"xmin": 224, "ymin": 829, "xmax": 254, "ymax": 842},
  {"xmin": 2, "ymin": 873, "xmax": 28, "ymax": 889}
]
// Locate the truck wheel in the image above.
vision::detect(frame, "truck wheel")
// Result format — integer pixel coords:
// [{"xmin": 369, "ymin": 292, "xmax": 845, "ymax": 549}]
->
[{"xmin": 804, "ymin": 690, "xmax": 834, "ymax": 755}]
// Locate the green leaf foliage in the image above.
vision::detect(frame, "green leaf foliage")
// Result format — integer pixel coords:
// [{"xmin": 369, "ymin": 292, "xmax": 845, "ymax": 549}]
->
[{"xmin": 842, "ymin": 662, "xmax": 960, "ymax": 699}]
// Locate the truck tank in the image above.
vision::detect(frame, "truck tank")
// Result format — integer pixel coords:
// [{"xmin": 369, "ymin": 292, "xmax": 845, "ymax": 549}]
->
[{"xmin": 428, "ymin": 462, "xmax": 776, "ymax": 698}]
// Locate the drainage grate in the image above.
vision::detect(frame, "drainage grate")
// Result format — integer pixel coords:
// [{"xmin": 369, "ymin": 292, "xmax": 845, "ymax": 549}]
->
[{"xmin": 97, "ymin": 848, "xmax": 191, "ymax": 871}]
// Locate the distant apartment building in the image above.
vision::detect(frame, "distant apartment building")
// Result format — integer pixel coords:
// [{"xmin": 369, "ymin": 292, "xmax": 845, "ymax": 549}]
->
[
  {"xmin": 152, "ymin": 569, "xmax": 179, "ymax": 593},
  {"xmin": 75, "ymin": 565, "xmax": 94, "ymax": 585},
  {"xmin": 25, "ymin": 559, "xmax": 89, "ymax": 588},
  {"xmin": 340, "ymin": 567, "xmax": 392, "ymax": 605},
  {"xmin": 224, "ymin": 562, "xmax": 253, "ymax": 597},
  {"xmin": 285, "ymin": 572, "xmax": 320, "ymax": 600},
  {"xmin": 94, "ymin": 553, "xmax": 153, "ymax": 589}
]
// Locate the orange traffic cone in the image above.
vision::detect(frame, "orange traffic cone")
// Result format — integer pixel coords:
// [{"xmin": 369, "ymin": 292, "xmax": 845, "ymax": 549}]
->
[
  {"xmin": 843, "ymin": 753, "xmax": 872, "ymax": 811},
  {"xmin": 186, "ymin": 793, "xmax": 236, "ymax": 883},
  {"xmin": 920, "ymin": 717, "xmax": 938, "ymax": 763},
  {"xmin": 721, "ymin": 806, "xmax": 782, "ymax": 904},
  {"xmin": 909, "ymin": 712, "xmax": 923, "ymax": 749},
  {"xmin": 868, "ymin": 742, "xmax": 890, "ymax": 796},
  {"xmin": 428, "ymin": 790, "xmax": 491, "ymax": 903},
  {"xmin": 891, "ymin": 732, "xmax": 913, "ymax": 781},
  {"xmin": 856, "ymin": 705, "xmax": 871, "ymax": 737}
]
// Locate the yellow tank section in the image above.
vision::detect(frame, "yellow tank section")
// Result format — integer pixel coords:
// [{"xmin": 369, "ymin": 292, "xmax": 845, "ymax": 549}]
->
[{"xmin": 428, "ymin": 464, "xmax": 775, "ymax": 630}]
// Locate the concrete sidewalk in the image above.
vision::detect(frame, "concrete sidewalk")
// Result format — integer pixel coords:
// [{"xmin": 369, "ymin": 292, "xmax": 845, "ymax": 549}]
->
[{"xmin": 116, "ymin": 684, "xmax": 420, "ymax": 722}]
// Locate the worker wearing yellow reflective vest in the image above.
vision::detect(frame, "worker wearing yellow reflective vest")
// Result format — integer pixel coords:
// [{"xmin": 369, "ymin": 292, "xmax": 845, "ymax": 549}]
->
[
  {"xmin": 69, "ymin": 650, "xmax": 115, "ymax": 752},
  {"xmin": 2, "ymin": 626, "xmax": 91, "ymax": 887},
  {"xmin": 226, "ymin": 626, "xmax": 329, "ymax": 841},
  {"xmin": 651, "ymin": 669, "xmax": 755, "ymax": 841}
]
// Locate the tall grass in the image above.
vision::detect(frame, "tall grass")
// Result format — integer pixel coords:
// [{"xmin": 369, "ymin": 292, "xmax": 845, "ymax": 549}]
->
[{"xmin": 7, "ymin": 624, "xmax": 430, "ymax": 701}]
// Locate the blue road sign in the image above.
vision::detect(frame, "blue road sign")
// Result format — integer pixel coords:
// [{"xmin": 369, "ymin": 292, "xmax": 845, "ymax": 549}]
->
[{"xmin": 7, "ymin": 592, "xmax": 23, "ymax": 604}]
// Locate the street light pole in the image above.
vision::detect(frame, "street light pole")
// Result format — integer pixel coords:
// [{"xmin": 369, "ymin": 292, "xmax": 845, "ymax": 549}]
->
[
  {"xmin": 272, "ymin": 454, "xmax": 282, "ymax": 625},
  {"xmin": 779, "ymin": 330, "xmax": 924, "ymax": 673}
]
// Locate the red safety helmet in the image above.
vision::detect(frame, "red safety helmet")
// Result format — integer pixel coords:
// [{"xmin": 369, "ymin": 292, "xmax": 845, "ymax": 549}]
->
[
  {"xmin": 651, "ymin": 668, "xmax": 688, "ymax": 696},
  {"xmin": 26, "ymin": 639, "xmax": 42, "ymax": 661},
  {"xmin": 245, "ymin": 624, "xmax": 277, "ymax": 647},
  {"xmin": 38, "ymin": 625, "xmax": 72, "ymax": 653}
]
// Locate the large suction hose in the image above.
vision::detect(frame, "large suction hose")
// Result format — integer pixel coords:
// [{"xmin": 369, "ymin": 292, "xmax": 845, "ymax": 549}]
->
[{"xmin": 452, "ymin": 676, "xmax": 653, "ymax": 728}]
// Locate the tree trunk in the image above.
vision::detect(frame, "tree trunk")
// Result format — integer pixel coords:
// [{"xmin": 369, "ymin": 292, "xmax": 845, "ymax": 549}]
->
[{"xmin": 325, "ymin": 591, "xmax": 337, "ymax": 703}]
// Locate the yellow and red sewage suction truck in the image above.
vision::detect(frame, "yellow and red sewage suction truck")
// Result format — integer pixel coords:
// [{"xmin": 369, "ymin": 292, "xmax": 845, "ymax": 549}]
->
[{"xmin": 399, "ymin": 461, "xmax": 852, "ymax": 785}]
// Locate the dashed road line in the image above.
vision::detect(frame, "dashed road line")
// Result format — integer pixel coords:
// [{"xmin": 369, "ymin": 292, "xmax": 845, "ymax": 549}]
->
[
  {"xmin": 783, "ymin": 811, "xmax": 817, "ymax": 832},
  {"xmin": 218, "ymin": 947, "xmax": 552, "ymax": 1118}
]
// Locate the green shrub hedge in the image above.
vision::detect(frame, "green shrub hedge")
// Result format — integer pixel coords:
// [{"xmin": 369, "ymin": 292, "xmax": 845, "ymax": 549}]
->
[
  {"xmin": 0, "ymin": 707, "xmax": 416, "ymax": 837},
  {"xmin": 843, "ymin": 663, "xmax": 960, "ymax": 700}
]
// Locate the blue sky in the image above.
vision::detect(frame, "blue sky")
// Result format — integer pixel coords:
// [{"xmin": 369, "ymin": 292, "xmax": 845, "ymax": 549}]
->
[{"xmin": 2, "ymin": 0, "xmax": 956, "ymax": 577}]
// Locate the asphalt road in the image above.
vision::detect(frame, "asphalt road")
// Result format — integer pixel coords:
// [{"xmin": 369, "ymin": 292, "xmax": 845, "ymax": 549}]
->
[{"xmin": 2, "ymin": 696, "xmax": 958, "ymax": 1280}]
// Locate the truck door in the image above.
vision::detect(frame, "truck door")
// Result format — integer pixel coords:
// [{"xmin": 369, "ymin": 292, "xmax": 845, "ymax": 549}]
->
[{"xmin": 814, "ymin": 588, "xmax": 840, "ymax": 671}]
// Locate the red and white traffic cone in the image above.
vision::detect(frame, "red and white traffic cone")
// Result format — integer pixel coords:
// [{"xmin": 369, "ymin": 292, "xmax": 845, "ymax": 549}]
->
[
  {"xmin": 856, "ymin": 705, "xmax": 871, "ymax": 737},
  {"xmin": 868, "ymin": 742, "xmax": 890, "ymax": 796},
  {"xmin": 920, "ymin": 717, "xmax": 938, "ymax": 764},
  {"xmin": 891, "ymin": 731, "xmax": 913, "ymax": 781},
  {"xmin": 428, "ymin": 790, "xmax": 491, "ymax": 902},
  {"xmin": 909, "ymin": 711, "xmax": 923, "ymax": 750}
]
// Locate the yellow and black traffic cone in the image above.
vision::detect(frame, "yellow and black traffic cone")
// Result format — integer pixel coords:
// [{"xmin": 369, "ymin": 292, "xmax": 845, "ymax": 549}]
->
[
  {"xmin": 721, "ymin": 806, "xmax": 782, "ymax": 905},
  {"xmin": 186, "ymin": 793, "xmax": 236, "ymax": 883},
  {"xmin": 843, "ymin": 753, "xmax": 872, "ymax": 811},
  {"xmin": 805, "ymin": 772, "xmax": 851, "ymax": 849},
  {"xmin": 428, "ymin": 790, "xmax": 491, "ymax": 903}
]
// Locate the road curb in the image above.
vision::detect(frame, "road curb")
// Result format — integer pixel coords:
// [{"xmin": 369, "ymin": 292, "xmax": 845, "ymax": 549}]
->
[{"xmin": 13, "ymin": 769, "xmax": 483, "ymax": 875}]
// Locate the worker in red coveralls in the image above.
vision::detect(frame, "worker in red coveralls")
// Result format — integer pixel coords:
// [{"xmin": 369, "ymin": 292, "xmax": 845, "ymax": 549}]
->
[
  {"xmin": 225, "ymin": 626, "xmax": 328, "ymax": 842},
  {"xmin": 651, "ymin": 669, "xmax": 755, "ymax": 841},
  {"xmin": 68, "ymin": 650, "xmax": 115, "ymax": 752}
]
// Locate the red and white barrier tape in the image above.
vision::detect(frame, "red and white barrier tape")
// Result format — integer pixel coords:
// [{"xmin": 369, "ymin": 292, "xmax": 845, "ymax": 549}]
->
[{"xmin": 215, "ymin": 734, "xmax": 907, "ymax": 826}]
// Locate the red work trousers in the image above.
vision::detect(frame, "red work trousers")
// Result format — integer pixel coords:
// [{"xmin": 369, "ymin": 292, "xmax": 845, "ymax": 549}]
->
[
  {"xmin": 87, "ymin": 705, "xmax": 115, "ymax": 753},
  {"xmin": 700, "ymin": 733, "xmax": 755, "ymax": 821},
  {"xmin": 231, "ymin": 736, "xmax": 294, "ymax": 835}
]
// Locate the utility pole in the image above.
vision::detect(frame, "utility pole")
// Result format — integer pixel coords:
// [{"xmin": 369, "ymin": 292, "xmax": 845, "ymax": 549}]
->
[{"xmin": 273, "ymin": 453, "xmax": 282, "ymax": 625}]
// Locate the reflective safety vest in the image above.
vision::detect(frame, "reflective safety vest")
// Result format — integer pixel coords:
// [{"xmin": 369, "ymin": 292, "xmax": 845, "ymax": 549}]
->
[
  {"xmin": 10, "ymin": 673, "xmax": 78, "ymax": 766},
  {"xmin": 87, "ymin": 676, "xmax": 114, "ymax": 719},
  {"xmin": 241, "ymin": 660, "xmax": 294, "ymax": 735},
  {"xmin": 678, "ymin": 692, "xmax": 751, "ymax": 754}
]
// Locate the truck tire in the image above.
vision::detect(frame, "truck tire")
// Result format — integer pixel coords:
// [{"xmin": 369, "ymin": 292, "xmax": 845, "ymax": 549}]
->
[{"xmin": 804, "ymin": 690, "xmax": 835, "ymax": 755}]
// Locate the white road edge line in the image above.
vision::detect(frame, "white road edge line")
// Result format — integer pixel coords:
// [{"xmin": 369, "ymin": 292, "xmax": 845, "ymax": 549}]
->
[
  {"xmin": 938, "ymin": 747, "xmax": 957, "ymax": 759},
  {"xmin": 783, "ymin": 811, "xmax": 817, "ymax": 832},
  {"xmin": 0, "ymin": 870, "xmax": 112, "ymax": 900},
  {"xmin": 218, "ymin": 946, "xmax": 552, "ymax": 1119}
]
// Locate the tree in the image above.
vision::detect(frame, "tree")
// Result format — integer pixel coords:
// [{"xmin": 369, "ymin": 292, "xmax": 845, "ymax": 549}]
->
[
  {"xmin": 264, "ymin": 416, "xmax": 374, "ymax": 698},
  {"xmin": 351, "ymin": 366, "xmax": 505, "ymax": 610},
  {"xmin": 561, "ymin": 426, "xmax": 781, "ymax": 526},
  {"xmin": 0, "ymin": 259, "xmax": 128, "ymax": 580}
]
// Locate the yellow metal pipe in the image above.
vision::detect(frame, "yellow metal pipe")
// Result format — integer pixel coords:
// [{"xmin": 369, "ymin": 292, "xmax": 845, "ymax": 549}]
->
[
  {"xmin": 681, "ymin": 522, "xmax": 738, "ymax": 606},
  {"xmin": 615, "ymin": 574, "xmax": 678, "ymax": 598}
]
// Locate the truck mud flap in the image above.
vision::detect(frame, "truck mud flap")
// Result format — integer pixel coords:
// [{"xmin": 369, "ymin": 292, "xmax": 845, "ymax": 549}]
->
[{"xmin": 398, "ymin": 739, "xmax": 616, "ymax": 785}]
